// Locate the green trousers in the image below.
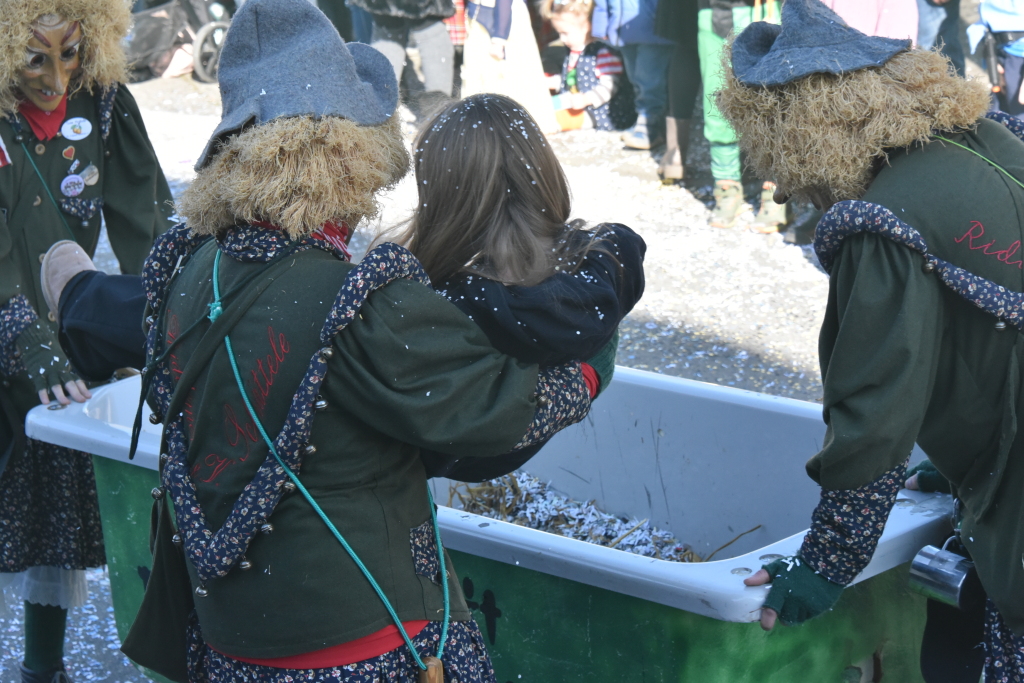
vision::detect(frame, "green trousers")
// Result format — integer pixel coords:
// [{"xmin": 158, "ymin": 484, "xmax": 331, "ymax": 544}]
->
[{"xmin": 697, "ymin": 4, "xmax": 780, "ymax": 182}]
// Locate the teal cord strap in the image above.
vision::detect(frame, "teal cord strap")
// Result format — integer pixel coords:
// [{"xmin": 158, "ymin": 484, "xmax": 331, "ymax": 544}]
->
[
  {"xmin": 934, "ymin": 135, "xmax": 1024, "ymax": 192},
  {"xmin": 212, "ymin": 249, "xmax": 449, "ymax": 669}
]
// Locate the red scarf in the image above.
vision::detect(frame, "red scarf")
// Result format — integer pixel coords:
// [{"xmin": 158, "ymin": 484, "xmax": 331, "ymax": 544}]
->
[{"xmin": 18, "ymin": 95, "xmax": 67, "ymax": 141}]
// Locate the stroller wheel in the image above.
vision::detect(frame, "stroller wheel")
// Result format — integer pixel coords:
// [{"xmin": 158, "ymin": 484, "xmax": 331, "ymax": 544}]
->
[{"xmin": 193, "ymin": 21, "xmax": 230, "ymax": 83}]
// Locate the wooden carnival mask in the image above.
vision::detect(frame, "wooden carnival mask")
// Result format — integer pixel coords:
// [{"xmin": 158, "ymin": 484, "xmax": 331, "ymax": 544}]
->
[{"xmin": 19, "ymin": 14, "xmax": 82, "ymax": 111}]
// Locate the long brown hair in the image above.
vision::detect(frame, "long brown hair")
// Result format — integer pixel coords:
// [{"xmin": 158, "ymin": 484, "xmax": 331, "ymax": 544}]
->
[{"xmin": 394, "ymin": 93, "xmax": 596, "ymax": 286}]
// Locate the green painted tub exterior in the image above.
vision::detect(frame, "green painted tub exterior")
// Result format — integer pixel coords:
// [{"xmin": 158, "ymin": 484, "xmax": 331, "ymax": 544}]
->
[
  {"xmin": 91, "ymin": 455, "xmax": 173, "ymax": 683},
  {"xmin": 91, "ymin": 455, "xmax": 927, "ymax": 683}
]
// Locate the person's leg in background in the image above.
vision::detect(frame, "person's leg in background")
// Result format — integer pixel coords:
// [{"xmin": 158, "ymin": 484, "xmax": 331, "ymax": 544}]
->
[
  {"xmin": 620, "ymin": 43, "xmax": 672, "ymax": 150},
  {"xmin": 917, "ymin": 0, "xmax": 964, "ymax": 76},
  {"xmin": 699, "ymin": 2, "xmax": 787, "ymax": 230},
  {"xmin": 370, "ymin": 15, "xmax": 412, "ymax": 85},
  {"xmin": 409, "ymin": 18, "xmax": 456, "ymax": 112},
  {"xmin": 347, "ymin": 1, "xmax": 375, "ymax": 43},
  {"xmin": 698, "ymin": 6, "xmax": 748, "ymax": 228},
  {"xmin": 659, "ymin": 39, "xmax": 700, "ymax": 183},
  {"xmin": 998, "ymin": 50, "xmax": 1024, "ymax": 118},
  {"xmin": 318, "ymin": 0, "xmax": 353, "ymax": 41}
]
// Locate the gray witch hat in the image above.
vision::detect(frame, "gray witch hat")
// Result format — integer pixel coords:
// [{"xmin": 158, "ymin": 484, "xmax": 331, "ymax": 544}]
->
[
  {"xmin": 731, "ymin": 0, "xmax": 911, "ymax": 87},
  {"xmin": 195, "ymin": 0, "xmax": 398, "ymax": 169}
]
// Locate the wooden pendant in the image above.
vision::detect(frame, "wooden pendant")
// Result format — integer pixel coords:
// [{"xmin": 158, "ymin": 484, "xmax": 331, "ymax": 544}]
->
[{"xmin": 418, "ymin": 656, "xmax": 444, "ymax": 683}]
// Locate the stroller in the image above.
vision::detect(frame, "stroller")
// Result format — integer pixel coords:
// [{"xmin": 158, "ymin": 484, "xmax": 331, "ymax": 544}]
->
[{"xmin": 126, "ymin": 0, "xmax": 234, "ymax": 83}]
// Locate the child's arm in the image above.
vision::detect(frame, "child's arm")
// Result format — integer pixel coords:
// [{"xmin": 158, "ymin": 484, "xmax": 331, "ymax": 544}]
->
[
  {"xmin": 438, "ymin": 223, "xmax": 646, "ymax": 367},
  {"xmin": 577, "ymin": 47, "xmax": 623, "ymax": 109}
]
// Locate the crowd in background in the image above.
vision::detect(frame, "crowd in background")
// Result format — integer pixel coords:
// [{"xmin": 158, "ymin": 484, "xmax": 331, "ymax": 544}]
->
[{"xmin": 160, "ymin": 0, "xmax": 1024, "ymax": 236}]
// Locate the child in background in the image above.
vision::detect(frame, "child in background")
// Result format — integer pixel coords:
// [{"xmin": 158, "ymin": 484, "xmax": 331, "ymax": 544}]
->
[
  {"xmin": 389, "ymin": 93, "xmax": 646, "ymax": 478},
  {"xmin": 596, "ymin": 0, "xmax": 675, "ymax": 150},
  {"xmin": 544, "ymin": 0, "xmax": 636, "ymax": 132}
]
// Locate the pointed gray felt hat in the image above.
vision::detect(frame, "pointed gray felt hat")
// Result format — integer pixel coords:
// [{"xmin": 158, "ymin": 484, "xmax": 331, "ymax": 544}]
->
[
  {"xmin": 731, "ymin": 0, "xmax": 911, "ymax": 87},
  {"xmin": 195, "ymin": 0, "xmax": 399, "ymax": 169}
]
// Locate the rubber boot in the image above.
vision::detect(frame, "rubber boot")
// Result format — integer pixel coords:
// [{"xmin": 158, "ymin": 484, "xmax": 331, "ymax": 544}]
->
[
  {"xmin": 710, "ymin": 180, "xmax": 752, "ymax": 229},
  {"xmin": 20, "ymin": 664, "xmax": 72, "ymax": 683},
  {"xmin": 658, "ymin": 118, "xmax": 690, "ymax": 184},
  {"xmin": 750, "ymin": 181, "xmax": 790, "ymax": 233}
]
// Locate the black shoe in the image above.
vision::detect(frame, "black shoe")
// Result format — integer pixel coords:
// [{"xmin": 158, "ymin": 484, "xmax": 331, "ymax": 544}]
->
[{"xmin": 20, "ymin": 664, "xmax": 72, "ymax": 683}]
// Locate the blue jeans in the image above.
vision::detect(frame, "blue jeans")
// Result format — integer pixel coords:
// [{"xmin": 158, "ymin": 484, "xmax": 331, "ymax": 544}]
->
[
  {"xmin": 346, "ymin": 3, "xmax": 374, "ymax": 44},
  {"xmin": 620, "ymin": 43, "xmax": 673, "ymax": 128},
  {"xmin": 917, "ymin": 0, "xmax": 964, "ymax": 76}
]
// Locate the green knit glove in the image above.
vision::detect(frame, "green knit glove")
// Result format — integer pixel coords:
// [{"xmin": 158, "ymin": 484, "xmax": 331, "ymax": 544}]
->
[
  {"xmin": 760, "ymin": 556, "xmax": 845, "ymax": 626},
  {"xmin": 906, "ymin": 460, "xmax": 952, "ymax": 494},
  {"xmin": 16, "ymin": 322, "xmax": 76, "ymax": 394},
  {"xmin": 584, "ymin": 328, "xmax": 618, "ymax": 395}
]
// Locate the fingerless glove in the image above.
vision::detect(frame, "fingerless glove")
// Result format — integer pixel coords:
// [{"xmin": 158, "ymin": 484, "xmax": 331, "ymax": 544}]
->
[{"xmin": 16, "ymin": 322, "xmax": 76, "ymax": 393}]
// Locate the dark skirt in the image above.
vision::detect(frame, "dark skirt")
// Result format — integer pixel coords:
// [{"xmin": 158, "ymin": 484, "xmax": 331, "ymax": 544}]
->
[
  {"xmin": 0, "ymin": 438, "xmax": 106, "ymax": 573},
  {"xmin": 188, "ymin": 618, "xmax": 498, "ymax": 683}
]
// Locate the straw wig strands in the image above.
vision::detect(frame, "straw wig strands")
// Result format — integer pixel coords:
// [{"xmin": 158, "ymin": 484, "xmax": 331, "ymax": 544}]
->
[
  {"xmin": 178, "ymin": 114, "xmax": 410, "ymax": 238},
  {"xmin": 0, "ymin": 0, "xmax": 131, "ymax": 117},
  {"xmin": 717, "ymin": 49, "xmax": 991, "ymax": 205}
]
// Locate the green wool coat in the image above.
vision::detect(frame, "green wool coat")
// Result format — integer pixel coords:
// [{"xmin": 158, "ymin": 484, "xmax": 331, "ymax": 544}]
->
[
  {"xmin": 0, "ymin": 86, "xmax": 175, "ymax": 415},
  {"xmin": 811, "ymin": 117, "xmax": 1024, "ymax": 635},
  {"xmin": 160, "ymin": 241, "xmax": 540, "ymax": 658}
]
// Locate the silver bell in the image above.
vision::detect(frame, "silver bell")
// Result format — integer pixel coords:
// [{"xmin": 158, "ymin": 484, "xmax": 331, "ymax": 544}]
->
[
  {"xmin": 260, "ymin": 523, "xmax": 274, "ymax": 535},
  {"xmin": 172, "ymin": 533, "xmax": 183, "ymax": 546},
  {"xmin": 996, "ymin": 320, "xmax": 1008, "ymax": 331},
  {"xmin": 239, "ymin": 558, "xmax": 253, "ymax": 571},
  {"xmin": 195, "ymin": 586, "xmax": 209, "ymax": 598},
  {"xmin": 151, "ymin": 487, "xmax": 164, "ymax": 500},
  {"xmin": 283, "ymin": 481, "xmax": 297, "ymax": 493}
]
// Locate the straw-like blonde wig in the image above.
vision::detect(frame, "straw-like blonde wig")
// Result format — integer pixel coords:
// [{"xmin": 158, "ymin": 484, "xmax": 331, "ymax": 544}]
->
[
  {"xmin": 178, "ymin": 114, "xmax": 410, "ymax": 238},
  {"xmin": 0, "ymin": 0, "xmax": 131, "ymax": 117},
  {"xmin": 717, "ymin": 48, "xmax": 991, "ymax": 204}
]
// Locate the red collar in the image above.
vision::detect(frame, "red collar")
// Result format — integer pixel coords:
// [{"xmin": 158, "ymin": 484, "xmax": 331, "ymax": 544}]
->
[
  {"xmin": 251, "ymin": 220, "xmax": 352, "ymax": 260},
  {"xmin": 18, "ymin": 95, "xmax": 67, "ymax": 141},
  {"xmin": 311, "ymin": 221, "xmax": 352, "ymax": 260}
]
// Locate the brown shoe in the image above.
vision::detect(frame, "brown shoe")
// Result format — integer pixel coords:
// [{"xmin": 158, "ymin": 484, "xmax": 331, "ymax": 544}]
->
[{"xmin": 41, "ymin": 240, "xmax": 96, "ymax": 324}]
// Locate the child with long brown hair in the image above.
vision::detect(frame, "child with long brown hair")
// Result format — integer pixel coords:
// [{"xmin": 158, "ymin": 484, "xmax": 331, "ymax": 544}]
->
[{"xmin": 390, "ymin": 93, "xmax": 646, "ymax": 477}]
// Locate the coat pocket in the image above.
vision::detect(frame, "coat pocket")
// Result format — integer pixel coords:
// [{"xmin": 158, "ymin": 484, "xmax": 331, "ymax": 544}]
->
[{"xmin": 410, "ymin": 520, "xmax": 440, "ymax": 585}]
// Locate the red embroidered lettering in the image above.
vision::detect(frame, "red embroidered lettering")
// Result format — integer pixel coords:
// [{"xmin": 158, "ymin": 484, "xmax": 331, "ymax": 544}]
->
[
  {"xmin": 167, "ymin": 314, "xmax": 183, "ymax": 380},
  {"xmin": 248, "ymin": 326, "xmax": 290, "ymax": 416},
  {"xmin": 954, "ymin": 221, "xmax": 1023, "ymax": 269},
  {"xmin": 223, "ymin": 402, "xmax": 257, "ymax": 460},
  {"xmin": 198, "ymin": 453, "xmax": 231, "ymax": 483}
]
